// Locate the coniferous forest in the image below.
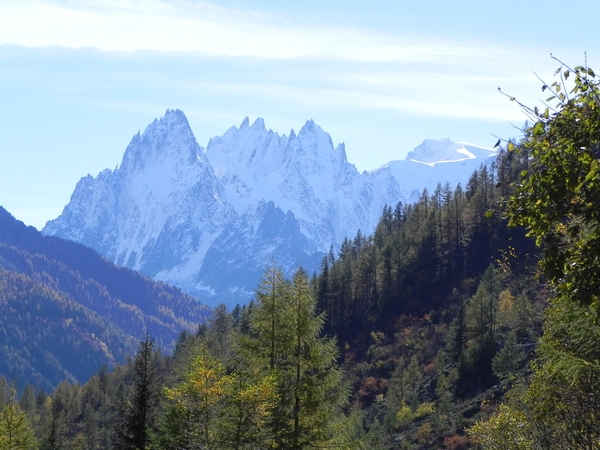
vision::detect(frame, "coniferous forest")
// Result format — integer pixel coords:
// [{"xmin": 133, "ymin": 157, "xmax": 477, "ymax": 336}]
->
[{"xmin": 2, "ymin": 61, "xmax": 600, "ymax": 449}]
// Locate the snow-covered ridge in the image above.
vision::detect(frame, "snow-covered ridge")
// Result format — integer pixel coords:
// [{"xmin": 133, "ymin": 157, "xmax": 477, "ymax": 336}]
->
[
  {"xmin": 406, "ymin": 138, "xmax": 495, "ymax": 167},
  {"xmin": 43, "ymin": 110, "xmax": 496, "ymax": 306}
]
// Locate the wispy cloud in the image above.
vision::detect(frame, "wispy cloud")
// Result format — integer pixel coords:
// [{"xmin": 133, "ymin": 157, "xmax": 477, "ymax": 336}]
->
[
  {"xmin": 2, "ymin": 0, "xmax": 573, "ymax": 122},
  {"xmin": 2, "ymin": 0, "xmax": 511, "ymax": 62},
  {"xmin": 2, "ymin": 0, "xmax": 569, "ymax": 120}
]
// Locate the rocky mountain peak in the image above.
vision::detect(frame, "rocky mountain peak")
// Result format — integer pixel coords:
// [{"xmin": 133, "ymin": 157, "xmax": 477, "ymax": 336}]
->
[
  {"xmin": 120, "ymin": 109, "xmax": 202, "ymax": 174},
  {"xmin": 43, "ymin": 112, "xmax": 496, "ymax": 307}
]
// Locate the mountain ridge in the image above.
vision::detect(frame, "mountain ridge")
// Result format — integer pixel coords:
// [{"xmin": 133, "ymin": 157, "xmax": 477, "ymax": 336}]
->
[
  {"xmin": 0, "ymin": 205, "xmax": 211, "ymax": 389},
  {"xmin": 43, "ymin": 109, "xmax": 497, "ymax": 306}
]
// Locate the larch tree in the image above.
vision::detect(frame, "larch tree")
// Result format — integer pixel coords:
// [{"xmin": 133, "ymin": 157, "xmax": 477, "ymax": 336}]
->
[
  {"xmin": 0, "ymin": 387, "xmax": 36, "ymax": 450},
  {"xmin": 156, "ymin": 344, "xmax": 232, "ymax": 450},
  {"xmin": 239, "ymin": 265, "xmax": 367, "ymax": 449}
]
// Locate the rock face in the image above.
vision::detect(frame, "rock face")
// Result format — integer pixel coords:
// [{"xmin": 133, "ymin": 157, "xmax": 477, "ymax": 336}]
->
[{"xmin": 44, "ymin": 110, "xmax": 496, "ymax": 306}]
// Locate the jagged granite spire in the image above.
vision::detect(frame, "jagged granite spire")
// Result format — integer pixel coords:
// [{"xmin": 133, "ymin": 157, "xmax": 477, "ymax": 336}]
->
[{"xmin": 44, "ymin": 113, "xmax": 495, "ymax": 306}]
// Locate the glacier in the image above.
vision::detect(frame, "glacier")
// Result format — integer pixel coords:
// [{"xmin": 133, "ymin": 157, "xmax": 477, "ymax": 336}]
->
[{"xmin": 43, "ymin": 109, "xmax": 496, "ymax": 307}]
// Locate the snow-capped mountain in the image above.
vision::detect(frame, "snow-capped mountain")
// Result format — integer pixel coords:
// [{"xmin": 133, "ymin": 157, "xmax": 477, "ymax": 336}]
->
[
  {"xmin": 377, "ymin": 138, "xmax": 498, "ymax": 201},
  {"xmin": 43, "ymin": 110, "xmax": 495, "ymax": 306},
  {"xmin": 205, "ymin": 117, "xmax": 402, "ymax": 257}
]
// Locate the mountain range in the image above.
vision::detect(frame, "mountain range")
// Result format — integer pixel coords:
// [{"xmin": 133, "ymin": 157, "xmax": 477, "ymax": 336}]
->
[{"xmin": 43, "ymin": 110, "xmax": 496, "ymax": 306}]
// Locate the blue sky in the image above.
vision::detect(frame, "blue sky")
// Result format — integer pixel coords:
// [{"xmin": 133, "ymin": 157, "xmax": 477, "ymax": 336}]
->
[{"xmin": 1, "ymin": 0, "xmax": 598, "ymax": 229}]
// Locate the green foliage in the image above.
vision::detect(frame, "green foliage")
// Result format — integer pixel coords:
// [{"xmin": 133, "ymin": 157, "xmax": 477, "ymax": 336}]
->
[
  {"xmin": 0, "ymin": 268, "xmax": 136, "ymax": 391},
  {"xmin": 0, "ymin": 388, "xmax": 36, "ymax": 450},
  {"xmin": 394, "ymin": 401, "xmax": 435, "ymax": 429},
  {"xmin": 39, "ymin": 387, "xmax": 69, "ymax": 450},
  {"xmin": 470, "ymin": 347, "xmax": 600, "ymax": 449},
  {"xmin": 239, "ymin": 266, "xmax": 364, "ymax": 450},
  {"xmin": 243, "ymin": 264, "xmax": 293, "ymax": 372},
  {"xmin": 156, "ymin": 344, "xmax": 233, "ymax": 449},
  {"xmin": 314, "ymin": 160, "xmax": 535, "ymax": 346},
  {"xmin": 151, "ymin": 265, "xmax": 367, "ymax": 450},
  {"xmin": 456, "ymin": 265, "xmax": 506, "ymax": 388},
  {"xmin": 464, "ymin": 265, "xmax": 502, "ymax": 344},
  {"xmin": 206, "ymin": 303, "xmax": 233, "ymax": 360},
  {"xmin": 491, "ymin": 331, "xmax": 524, "ymax": 380},
  {"xmin": 220, "ymin": 368, "xmax": 278, "ymax": 450},
  {"xmin": 404, "ymin": 355, "xmax": 423, "ymax": 407},
  {"xmin": 473, "ymin": 58, "xmax": 600, "ymax": 449},
  {"xmin": 19, "ymin": 386, "xmax": 36, "ymax": 423},
  {"xmin": 506, "ymin": 58, "xmax": 600, "ymax": 309},
  {"xmin": 468, "ymin": 404, "xmax": 533, "ymax": 450},
  {"xmin": 156, "ymin": 341, "xmax": 280, "ymax": 450}
]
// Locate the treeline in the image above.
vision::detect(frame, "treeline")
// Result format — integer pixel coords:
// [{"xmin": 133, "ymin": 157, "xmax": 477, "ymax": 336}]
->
[
  {"xmin": 0, "ymin": 263, "xmax": 544, "ymax": 449},
  {"xmin": 314, "ymin": 156, "xmax": 535, "ymax": 344},
  {"xmin": 0, "ymin": 206, "xmax": 211, "ymax": 350},
  {"xmin": 0, "ymin": 267, "xmax": 370, "ymax": 449}
]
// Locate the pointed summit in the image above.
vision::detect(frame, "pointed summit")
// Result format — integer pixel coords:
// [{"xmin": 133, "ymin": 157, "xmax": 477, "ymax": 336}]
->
[
  {"xmin": 44, "ymin": 108, "xmax": 228, "ymax": 285},
  {"xmin": 120, "ymin": 109, "xmax": 202, "ymax": 173},
  {"xmin": 296, "ymin": 119, "xmax": 334, "ymax": 149},
  {"xmin": 300, "ymin": 119, "xmax": 316, "ymax": 133},
  {"xmin": 251, "ymin": 117, "xmax": 265, "ymax": 130},
  {"xmin": 164, "ymin": 108, "xmax": 188, "ymax": 122},
  {"xmin": 335, "ymin": 142, "xmax": 348, "ymax": 161},
  {"xmin": 240, "ymin": 117, "xmax": 250, "ymax": 129}
]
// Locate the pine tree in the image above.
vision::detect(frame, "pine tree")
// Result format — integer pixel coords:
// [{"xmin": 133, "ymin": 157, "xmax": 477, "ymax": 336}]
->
[
  {"xmin": 221, "ymin": 355, "xmax": 279, "ymax": 450},
  {"xmin": 383, "ymin": 356, "xmax": 406, "ymax": 430},
  {"xmin": 465, "ymin": 265, "xmax": 502, "ymax": 345},
  {"xmin": 251, "ymin": 264, "xmax": 294, "ymax": 371},
  {"xmin": 0, "ymin": 377, "xmax": 10, "ymax": 408},
  {"xmin": 207, "ymin": 303, "xmax": 233, "ymax": 360},
  {"xmin": 113, "ymin": 333, "xmax": 159, "ymax": 450},
  {"xmin": 459, "ymin": 265, "xmax": 503, "ymax": 388},
  {"xmin": 491, "ymin": 331, "xmax": 524, "ymax": 379},
  {"xmin": 97, "ymin": 364, "xmax": 112, "ymax": 449},
  {"xmin": 405, "ymin": 355, "xmax": 423, "ymax": 408},
  {"xmin": 18, "ymin": 385, "xmax": 35, "ymax": 423},
  {"xmin": 156, "ymin": 335, "xmax": 279, "ymax": 450}
]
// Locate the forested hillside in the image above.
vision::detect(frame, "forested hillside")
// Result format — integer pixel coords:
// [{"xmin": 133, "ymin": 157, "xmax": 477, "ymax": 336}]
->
[
  {"xmin": 0, "ymin": 208, "xmax": 211, "ymax": 390},
  {"xmin": 307, "ymin": 152, "xmax": 543, "ymax": 446},
  {"xmin": 313, "ymin": 160, "xmax": 535, "ymax": 343},
  {"xmin": 0, "ymin": 267, "xmax": 137, "ymax": 392}
]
